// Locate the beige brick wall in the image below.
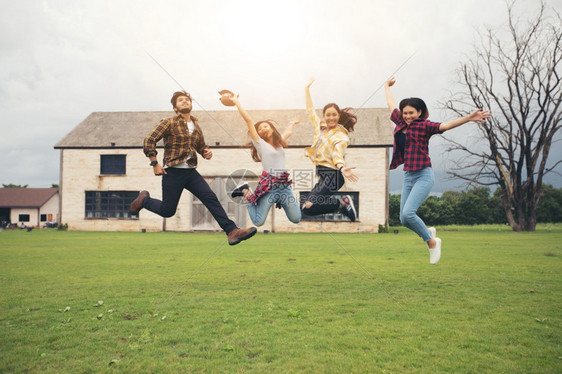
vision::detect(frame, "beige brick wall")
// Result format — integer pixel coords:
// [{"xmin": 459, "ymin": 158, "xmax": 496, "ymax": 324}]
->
[{"xmin": 60, "ymin": 146, "xmax": 388, "ymax": 233}]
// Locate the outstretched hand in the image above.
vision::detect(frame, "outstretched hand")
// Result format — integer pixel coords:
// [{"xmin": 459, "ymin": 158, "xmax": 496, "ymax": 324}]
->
[
  {"xmin": 306, "ymin": 77, "xmax": 315, "ymax": 88},
  {"xmin": 468, "ymin": 109, "xmax": 491, "ymax": 123},
  {"xmin": 386, "ymin": 77, "xmax": 396, "ymax": 87},
  {"xmin": 341, "ymin": 166, "xmax": 358, "ymax": 183}
]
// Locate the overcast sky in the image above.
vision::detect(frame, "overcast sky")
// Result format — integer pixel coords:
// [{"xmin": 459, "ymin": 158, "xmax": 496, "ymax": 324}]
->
[{"xmin": 1, "ymin": 0, "xmax": 560, "ymax": 193}]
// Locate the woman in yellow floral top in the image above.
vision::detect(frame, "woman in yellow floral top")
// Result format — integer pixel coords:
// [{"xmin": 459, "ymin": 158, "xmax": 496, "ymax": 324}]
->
[{"xmin": 302, "ymin": 78, "xmax": 359, "ymax": 221}]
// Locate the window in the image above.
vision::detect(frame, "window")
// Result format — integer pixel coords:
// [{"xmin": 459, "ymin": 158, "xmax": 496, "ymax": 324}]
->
[
  {"xmin": 19, "ymin": 214, "xmax": 30, "ymax": 222},
  {"xmin": 40, "ymin": 214, "xmax": 47, "ymax": 222},
  {"xmin": 100, "ymin": 155, "xmax": 126, "ymax": 175},
  {"xmin": 85, "ymin": 191, "xmax": 139, "ymax": 219},
  {"xmin": 299, "ymin": 191, "xmax": 359, "ymax": 222}
]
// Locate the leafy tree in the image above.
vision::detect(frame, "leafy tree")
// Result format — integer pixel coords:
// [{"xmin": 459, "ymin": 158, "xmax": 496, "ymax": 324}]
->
[
  {"xmin": 537, "ymin": 184, "xmax": 562, "ymax": 223},
  {"xmin": 440, "ymin": 191, "xmax": 463, "ymax": 223},
  {"xmin": 2, "ymin": 184, "xmax": 28, "ymax": 188},
  {"xmin": 435, "ymin": 197, "xmax": 457, "ymax": 225},
  {"xmin": 489, "ymin": 189, "xmax": 508, "ymax": 224},
  {"xmin": 417, "ymin": 194, "xmax": 448, "ymax": 225},
  {"xmin": 457, "ymin": 192, "xmax": 490, "ymax": 225},
  {"xmin": 470, "ymin": 186, "xmax": 492, "ymax": 201},
  {"xmin": 388, "ymin": 194, "xmax": 401, "ymax": 226}
]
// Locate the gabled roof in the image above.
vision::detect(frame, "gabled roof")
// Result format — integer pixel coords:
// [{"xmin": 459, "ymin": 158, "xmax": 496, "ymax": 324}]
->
[
  {"xmin": 54, "ymin": 108, "xmax": 394, "ymax": 149},
  {"xmin": 0, "ymin": 188, "xmax": 59, "ymax": 208}
]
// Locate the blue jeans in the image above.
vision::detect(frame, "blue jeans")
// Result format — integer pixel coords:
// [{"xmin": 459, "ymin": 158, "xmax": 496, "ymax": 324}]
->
[
  {"xmin": 400, "ymin": 167, "xmax": 434, "ymax": 242},
  {"xmin": 247, "ymin": 185, "xmax": 301, "ymax": 226}
]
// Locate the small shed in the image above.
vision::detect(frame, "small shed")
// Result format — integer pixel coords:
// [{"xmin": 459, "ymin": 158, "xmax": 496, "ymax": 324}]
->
[{"xmin": 0, "ymin": 188, "xmax": 59, "ymax": 227}]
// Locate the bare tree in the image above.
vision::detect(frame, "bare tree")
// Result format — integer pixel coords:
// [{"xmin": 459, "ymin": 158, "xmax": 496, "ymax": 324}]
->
[{"xmin": 443, "ymin": 1, "xmax": 562, "ymax": 231}]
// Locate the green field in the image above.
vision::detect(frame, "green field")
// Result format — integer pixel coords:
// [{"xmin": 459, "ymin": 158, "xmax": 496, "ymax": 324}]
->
[{"xmin": 1, "ymin": 226, "xmax": 561, "ymax": 373}]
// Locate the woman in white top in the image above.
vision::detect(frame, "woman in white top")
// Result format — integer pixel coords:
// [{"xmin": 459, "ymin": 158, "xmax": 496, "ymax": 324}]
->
[{"xmin": 228, "ymin": 93, "xmax": 301, "ymax": 226}]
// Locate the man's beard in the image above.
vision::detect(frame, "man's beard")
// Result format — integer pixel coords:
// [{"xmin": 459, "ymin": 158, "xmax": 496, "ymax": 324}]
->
[{"xmin": 179, "ymin": 107, "xmax": 191, "ymax": 114}]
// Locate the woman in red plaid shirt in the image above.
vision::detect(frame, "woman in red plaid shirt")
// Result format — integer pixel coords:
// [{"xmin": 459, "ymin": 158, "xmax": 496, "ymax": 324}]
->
[{"xmin": 385, "ymin": 77, "xmax": 490, "ymax": 264}]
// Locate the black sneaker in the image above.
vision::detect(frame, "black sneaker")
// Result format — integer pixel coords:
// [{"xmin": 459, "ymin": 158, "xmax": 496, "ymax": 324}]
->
[
  {"xmin": 340, "ymin": 195, "xmax": 357, "ymax": 222},
  {"xmin": 231, "ymin": 183, "xmax": 249, "ymax": 198}
]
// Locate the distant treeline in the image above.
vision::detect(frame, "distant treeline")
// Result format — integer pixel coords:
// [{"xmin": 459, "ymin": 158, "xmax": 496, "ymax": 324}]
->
[{"xmin": 389, "ymin": 185, "xmax": 562, "ymax": 226}]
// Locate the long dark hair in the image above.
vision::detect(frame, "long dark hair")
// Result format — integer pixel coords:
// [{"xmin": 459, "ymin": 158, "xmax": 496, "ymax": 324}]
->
[
  {"xmin": 323, "ymin": 103, "xmax": 357, "ymax": 132},
  {"xmin": 249, "ymin": 120, "xmax": 287, "ymax": 162},
  {"xmin": 398, "ymin": 97, "xmax": 429, "ymax": 120}
]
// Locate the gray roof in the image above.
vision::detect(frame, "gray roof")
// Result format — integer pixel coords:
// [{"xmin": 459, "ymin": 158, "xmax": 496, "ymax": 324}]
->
[
  {"xmin": 0, "ymin": 188, "xmax": 58, "ymax": 208},
  {"xmin": 55, "ymin": 108, "xmax": 393, "ymax": 149}
]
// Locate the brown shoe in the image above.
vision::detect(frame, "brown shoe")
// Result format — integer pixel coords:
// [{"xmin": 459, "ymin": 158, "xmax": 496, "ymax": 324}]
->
[
  {"xmin": 227, "ymin": 227, "xmax": 257, "ymax": 246},
  {"xmin": 130, "ymin": 190, "xmax": 150, "ymax": 214}
]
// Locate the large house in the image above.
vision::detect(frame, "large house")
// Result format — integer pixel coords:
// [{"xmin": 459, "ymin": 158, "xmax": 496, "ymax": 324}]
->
[
  {"xmin": 54, "ymin": 108, "xmax": 393, "ymax": 233},
  {"xmin": 0, "ymin": 188, "xmax": 59, "ymax": 227}
]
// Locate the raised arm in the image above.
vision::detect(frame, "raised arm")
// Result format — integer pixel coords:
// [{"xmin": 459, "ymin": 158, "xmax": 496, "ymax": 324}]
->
[
  {"xmin": 230, "ymin": 94, "xmax": 260, "ymax": 142},
  {"xmin": 385, "ymin": 77, "xmax": 397, "ymax": 112},
  {"xmin": 282, "ymin": 118, "xmax": 300, "ymax": 141},
  {"xmin": 305, "ymin": 77, "xmax": 315, "ymax": 111},
  {"xmin": 439, "ymin": 109, "xmax": 491, "ymax": 132},
  {"xmin": 305, "ymin": 77, "xmax": 323, "ymax": 130}
]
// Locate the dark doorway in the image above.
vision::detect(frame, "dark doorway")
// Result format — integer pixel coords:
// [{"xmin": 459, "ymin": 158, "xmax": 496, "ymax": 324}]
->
[{"xmin": 0, "ymin": 207, "xmax": 10, "ymax": 223}]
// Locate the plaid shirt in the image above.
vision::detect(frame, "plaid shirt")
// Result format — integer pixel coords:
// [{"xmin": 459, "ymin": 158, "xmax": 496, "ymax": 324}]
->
[
  {"xmin": 304, "ymin": 106, "xmax": 349, "ymax": 169},
  {"xmin": 143, "ymin": 114, "xmax": 208, "ymax": 168},
  {"xmin": 389, "ymin": 108, "xmax": 442, "ymax": 171},
  {"xmin": 246, "ymin": 171, "xmax": 292, "ymax": 205}
]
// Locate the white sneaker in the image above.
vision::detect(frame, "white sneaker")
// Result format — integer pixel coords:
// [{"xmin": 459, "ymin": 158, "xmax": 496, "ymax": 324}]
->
[
  {"xmin": 428, "ymin": 227, "xmax": 436, "ymax": 239},
  {"xmin": 429, "ymin": 237, "xmax": 441, "ymax": 265}
]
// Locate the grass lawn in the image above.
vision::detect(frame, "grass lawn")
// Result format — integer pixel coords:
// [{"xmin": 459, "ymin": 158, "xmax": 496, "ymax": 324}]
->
[{"xmin": 0, "ymin": 225, "xmax": 561, "ymax": 373}]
